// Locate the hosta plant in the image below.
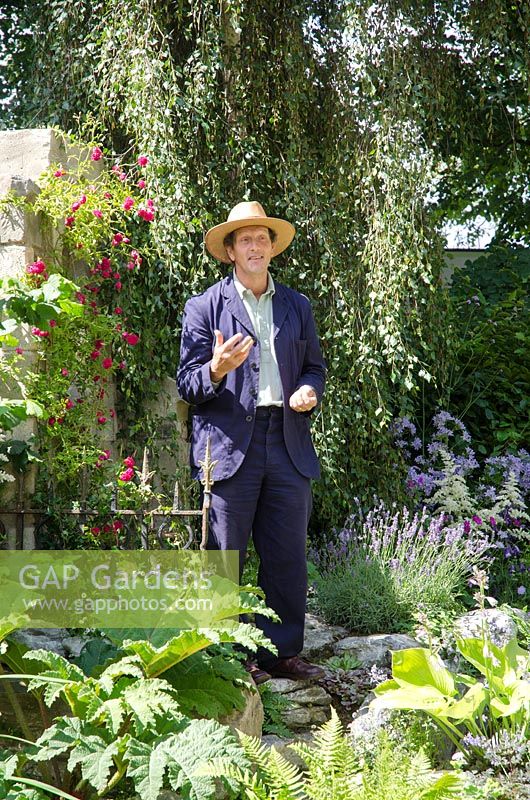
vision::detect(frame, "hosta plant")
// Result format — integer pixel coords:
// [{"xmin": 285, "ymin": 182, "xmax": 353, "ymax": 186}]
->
[{"xmin": 371, "ymin": 633, "xmax": 530, "ymax": 768}]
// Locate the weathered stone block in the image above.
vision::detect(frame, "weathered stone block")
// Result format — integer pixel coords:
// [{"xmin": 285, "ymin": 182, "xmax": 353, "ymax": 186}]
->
[{"xmin": 333, "ymin": 633, "xmax": 420, "ymax": 667}]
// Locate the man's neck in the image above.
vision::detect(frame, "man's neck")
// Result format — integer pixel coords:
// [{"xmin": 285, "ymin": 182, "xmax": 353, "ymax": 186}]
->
[{"xmin": 234, "ymin": 268, "xmax": 269, "ymax": 299}]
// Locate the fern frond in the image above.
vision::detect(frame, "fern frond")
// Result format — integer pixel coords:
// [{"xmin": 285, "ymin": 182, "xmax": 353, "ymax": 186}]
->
[{"xmin": 238, "ymin": 731, "xmax": 276, "ymax": 774}]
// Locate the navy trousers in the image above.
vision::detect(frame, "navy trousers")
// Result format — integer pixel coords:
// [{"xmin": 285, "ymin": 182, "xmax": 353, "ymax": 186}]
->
[{"xmin": 206, "ymin": 407, "xmax": 312, "ymax": 669}]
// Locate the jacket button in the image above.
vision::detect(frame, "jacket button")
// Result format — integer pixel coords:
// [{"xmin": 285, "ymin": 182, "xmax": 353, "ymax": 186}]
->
[{"xmin": 245, "ymin": 415, "xmax": 253, "ymax": 422}]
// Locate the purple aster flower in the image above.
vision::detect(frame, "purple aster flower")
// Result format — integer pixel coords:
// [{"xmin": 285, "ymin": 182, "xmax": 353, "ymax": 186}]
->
[{"xmin": 517, "ymin": 586, "xmax": 526, "ymax": 596}]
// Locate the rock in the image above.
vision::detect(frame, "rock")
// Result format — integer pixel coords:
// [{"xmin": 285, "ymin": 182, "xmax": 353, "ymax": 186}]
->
[
  {"xmin": 333, "ymin": 633, "xmax": 420, "ymax": 667},
  {"xmin": 302, "ymin": 614, "xmax": 348, "ymax": 659},
  {"xmin": 286, "ymin": 686, "xmax": 331, "ymax": 706},
  {"xmin": 282, "ymin": 706, "xmax": 312, "ymax": 728},
  {"xmin": 10, "ymin": 628, "xmax": 72, "ymax": 657},
  {"xmin": 454, "ymin": 608, "xmax": 517, "ymax": 648},
  {"xmin": 220, "ymin": 685, "xmax": 264, "ymax": 738},
  {"xmin": 348, "ymin": 694, "xmax": 393, "ymax": 742},
  {"xmin": 268, "ymin": 677, "xmax": 311, "ymax": 694},
  {"xmin": 62, "ymin": 636, "xmax": 86, "ymax": 658}
]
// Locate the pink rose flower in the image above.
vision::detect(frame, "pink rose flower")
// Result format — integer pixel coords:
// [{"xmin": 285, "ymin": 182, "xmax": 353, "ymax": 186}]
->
[
  {"xmin": 138, "ymin": 207, "xmax": 155, "ymax": 222},
  {"xmin": 118, "ymin": 360, "xmax": 126, "ymax": 369},
  {"xmin": 90, "ymin": 146, "xmax": 103, "ymax": 161},
  {"xmin": 15, "ymin": 347, "xmax": 23, "ymax": 355},
  {"xmin": 54, "ymin": 168, "xmax": 65, "ymax": 177},
  {"xmin": 49, "ymin": 319, "xmax": 57, "ymax": 328},
  {"xmin": 102, "ymin": 357, "xmax": 113, "ymax": 369},
  {"xmin": 119, "ymin": 172, "xmax": 127, "ymax": 181},
  {"xmin": 91, "ymin": 526, "xmax": 101, "ymax": 534},
  {"xmin": 137, "ymin": 179, "xmax": 146, "ymax": 189},
  {"xmin": 57, "ymin": 417, "xmax": 65, "ymax": 425},
  {"xmin": 93, "ymin": 209, "xmax": 103, "ymax": 219},
  {"xmin": 115, "ymin": 281, "xmax": 122, "ymax": 291},
  {"xmin": 48, "ymin": 417, "xmax": 56, "ymax": 426},
  {"xmin": 94, "ymin": 339, "xmax": 104, "ymax": 348},
  {"xmin": 97, "ymin": 415, "xmax": 107, "ymax": 424},
  {"xmin": 119, "ymin": 467, "xmax": 135, "ymax": 482},
  {"xmin": 122, "ymin": 332, "xmax": 139, "ymax": 346},
  {"xmin": 93, "ymin": 375, "xmax": 101, "ymax": 383},
  {"xmin": 137, "ymin": 155, "xmax": 149, "ymax": 166},
  {"xmin": 65, "ymin": 399, "xmax": 74, "ymax": 409},
  {"xmin": 61, "ymin": 368, "xmax": 69, "ymax": 376},
  {"xmin": 112, "ymin": 233, "xmax": 124, "ymax": 246},
  {"xmin": 65, "ymin": 216, "xmax": 75, "ymax": 228},
  {"xmin": 90, "ymin": 350, "xmax": 100, "ymax": 360},
  {"xmin": 113, "ymin": 520, "xmax": 124, "ymax": 531},
  {"xmin": 114, "ymin": 307, "xmax": 123, "ymax": 314},
  {"xmin": 123, "ymin": 456, "xmax": 135, "ymax": 468},
  {"xmin": 104, "ymin": 191, "xmax": 112, "ymax": 199},
  {"xmin": 122, "ymin": 197, "xmax": 135, "ymax": 210},
  {"xmin": 75, "ymin": 292, "xmax": 86, "ymax": 304}
]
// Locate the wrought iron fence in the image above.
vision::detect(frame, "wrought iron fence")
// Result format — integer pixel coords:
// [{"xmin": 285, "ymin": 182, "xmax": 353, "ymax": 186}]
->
[{"xmin": 0, "ymin": 441, "xmax": 217, "ymax": 552}]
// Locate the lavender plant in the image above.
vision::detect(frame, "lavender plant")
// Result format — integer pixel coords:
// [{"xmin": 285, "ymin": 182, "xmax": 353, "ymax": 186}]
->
[
  {"xmin": 311, "ymin": 501, "xmax": 491, "ymax": 634},
  {"xmin": 394, "ymin": 412, "xmax": 530, "ymax": 603}
]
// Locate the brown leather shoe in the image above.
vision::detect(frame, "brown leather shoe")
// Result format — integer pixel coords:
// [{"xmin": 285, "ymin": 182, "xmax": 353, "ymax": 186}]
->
[
  {"xmin": 244, "ymin": 660, "xmax": 272, "ymax": 686},
  {"xmin": 268, "ymin": 656, "xmax": 325, "ymax": 681}
]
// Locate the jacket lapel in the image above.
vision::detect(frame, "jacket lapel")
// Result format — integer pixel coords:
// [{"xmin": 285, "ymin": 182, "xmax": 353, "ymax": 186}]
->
[
  {"xmin": 221, "ymin": 275, "xmax": 255, "ymax": 337},
  {"xmin": 272, "ymin": 281, "xmax": 290, "ymax": 340}
]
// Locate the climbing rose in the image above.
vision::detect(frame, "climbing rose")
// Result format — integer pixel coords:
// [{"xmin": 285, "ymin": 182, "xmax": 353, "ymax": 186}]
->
[
  {"xmin": 65, "ymin": 216, "xmax": 75, "ymax": 228},
  {"xmin": 31, "ymin": 327, "xmax": 49, "ymax": 338},
  {"xmin": 65, "ymin": 399, "xmax": 74, "ymax": 410},
  {"xmin": 138, "ymin": 206, "xmax": 155, "ymax": 222},
  {"xmin": 137, "ymin": 155, "xmax": 149, "ymax": 166},
  {"xmin": 137, "ymin": 179, "xmax": 146, "ymax": 189},
  {"xmin": 49, "ymin": 319, "xmax": 57, "ymax": 328},
  {"xmin": 26, "ymin": 259, "xmax": 47, "ymax": 275},
  {"xmin": 119, "ymin": 467, "xmax": 134, "ymax": 482},
  {"xmin": 123, "ymin": 332, "xmax": 139, "ymax": 346},
  {"xmin": 113, "ymin": 520, "xmax": 124, "ymax": 531},
  {"xmin": 97, "ymin": 415, "xmax": 107, "ymax": 424},
  {"xmin": 114, "ymin": 307, "xmax": 122, "ymax": 315},
  {"xmin": 102, "ymin": 357, "xmax": 113, "ymax": 369},
  {"xmin": 93, "ymin": 209, "xmax": 103, "ymax": 219},
  {"xmin": 123, "ymin": 456, "xmax": 135, "ymax": 468},
  {"xmin": 112, "ymin": 233, "xmax": 124, "ymax": 246},
  {"xmin": 48, "ymin": 417, "xmax": 56, "ymax": 426},
  {"xmin": 90, "ymin": 146, "xmax": 103, "ymax": 161},
  {"xmin": 94, "ymin": 339, "xmax": 104, "ymax": 348},
  {"xmin": 54, "ymin": 168, "xmax": 65, "ymax": 177},
  {"xmin": 122, "ymin": 197, "xmax": 135, "ymax": 210},
  {"xmin": 91, "ymin": 526, "xmax": 101, "ymax": 534},
  {"xmin": 61, "ymin": 368, "xmax": 69, "ymax": 376},
  {"xmin": 90, "ymin": 350, "xmax": 100, "ymax": 360},
  {"xmin": 15, "ymin": 347, "xmax": 23, "ymax": 355},
  {"xmin": 75, "ymin": 292, "xmax": 86, "ymax": 304},
  {"xmin": 115, "ymin": 281, "xmax": 122, "ymax": 291}
]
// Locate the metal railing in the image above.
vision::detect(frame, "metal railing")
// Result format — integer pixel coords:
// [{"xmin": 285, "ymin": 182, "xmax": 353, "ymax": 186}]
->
[{"xmin": 0, "ymin": 440, "xmax": 217, "ymax": 552}]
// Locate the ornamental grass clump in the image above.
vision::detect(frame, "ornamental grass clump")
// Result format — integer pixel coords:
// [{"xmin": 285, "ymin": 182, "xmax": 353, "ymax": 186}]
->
[{"xmin": 311, "ymin": 501, "xmax": 491, "ymax": 634}]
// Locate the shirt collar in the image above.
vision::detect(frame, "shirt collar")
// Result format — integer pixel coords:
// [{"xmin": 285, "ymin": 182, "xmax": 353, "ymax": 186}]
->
[{"xmin": 233, "ymin": 270, "xmax": 275, "ymax": 300}]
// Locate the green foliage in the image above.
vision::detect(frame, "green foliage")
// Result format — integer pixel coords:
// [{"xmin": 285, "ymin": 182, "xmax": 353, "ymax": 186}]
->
[
  {"xmin": 258, "ymin": 683, "xmax": 294, "ymax": 738},
  {"xmin": 311, "ymin": 503, "xmax": 488, "ymax": 634},
  {"xmin": 200, "ymin": 707, "xmax": 487, "ymax": 800},
  {"xmin": 444, "ymin": 248, "xmax": 530, "ymax": 455},
  {"xmin": 0, "ymin": 0, "xmax": 455, "ymax": 526},
  {"xmin": 372, "ymin": 633, "xmax": 530, "ymax": 765}
]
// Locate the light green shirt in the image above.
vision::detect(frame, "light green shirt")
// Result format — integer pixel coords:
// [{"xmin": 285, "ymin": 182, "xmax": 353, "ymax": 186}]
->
[{"xmin": 233, "ymin": 271, "xmax": 284, "ymax": 407}]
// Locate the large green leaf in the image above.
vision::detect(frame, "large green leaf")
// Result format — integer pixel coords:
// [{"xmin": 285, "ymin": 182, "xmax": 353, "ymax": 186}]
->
[
  {"xmin": 390, "ymin": 648, "xmax": 456, "ymax": 697},
  {"xmin": 165, "ymin": 719, "xmax": 248, "ymax": 800},
  {"xmin": 67, "ymin": 737, "xmax": 119, "ymax": 792},
  {"xmin": 443, "ymin": 682, "xmax": 488, "ymax": 723},
  {"xmin": 371, "ymin": 684, "xmax": 452, "ymax": 714},
  {"xmin": 122, "ymin": 678, "xmax": 182, "ymax": 736},
  {"xmin": 125, "ymin": 737, "xmax": 171, "ymax": 800}
]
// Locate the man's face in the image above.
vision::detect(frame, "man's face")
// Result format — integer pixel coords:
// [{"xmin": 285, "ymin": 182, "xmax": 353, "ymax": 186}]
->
[{"xmin": 226, "ymin": 225, "xmax": 275, "ymax": 282}]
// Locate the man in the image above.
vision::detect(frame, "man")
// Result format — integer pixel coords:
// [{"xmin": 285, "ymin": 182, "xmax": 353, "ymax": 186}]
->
[{"xmin": 177, "ymin": 201, "xmax": 326, "ymax": 684}]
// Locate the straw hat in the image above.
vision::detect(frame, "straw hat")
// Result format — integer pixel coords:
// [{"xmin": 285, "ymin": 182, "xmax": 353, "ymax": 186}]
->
[{"xmin": 205, "ymin": 201, "xmax": 295, "ymax": 263}]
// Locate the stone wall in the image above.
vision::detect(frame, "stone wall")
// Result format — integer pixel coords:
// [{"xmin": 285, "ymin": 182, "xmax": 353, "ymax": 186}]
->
[{"xmin": 0, "ymin": 129, "xmax": 189, "ymax": 547}]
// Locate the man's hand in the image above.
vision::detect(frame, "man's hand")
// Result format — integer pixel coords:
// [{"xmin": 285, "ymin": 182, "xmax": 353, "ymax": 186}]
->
[
  {"xmin": 289, "ymin": 385, "xmax": 317, "ymax": 413},
  {"xmin": 210, "ymin": 330, "xmax": 254, "ymax": 383}
]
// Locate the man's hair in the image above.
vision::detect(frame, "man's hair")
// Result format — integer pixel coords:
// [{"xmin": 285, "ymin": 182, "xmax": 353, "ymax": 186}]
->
[{"xmin": 223, "ymin": 226, "xmax": 277, "ymax": 254}]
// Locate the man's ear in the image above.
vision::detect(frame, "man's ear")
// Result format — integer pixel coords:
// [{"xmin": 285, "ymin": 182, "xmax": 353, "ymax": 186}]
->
[{"xmin": 225, "ymin": 244, "xmax": 234, "ymax": 263}]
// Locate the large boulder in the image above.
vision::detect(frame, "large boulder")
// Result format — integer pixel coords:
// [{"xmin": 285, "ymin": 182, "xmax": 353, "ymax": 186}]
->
[
  {"xmin": 267, "ymin": 676, "xmax": 333, "ymax": 731},
  {"xmin": 220, "ymin": 685, "xmax": 264, "ymax": 737},
  {"xmin": 302, "ymin": 614, "xmax": 348, "ymax": 659},
  {"xmin": 332, "ymin": 633, "xmax": 420, "ymax": 667}
]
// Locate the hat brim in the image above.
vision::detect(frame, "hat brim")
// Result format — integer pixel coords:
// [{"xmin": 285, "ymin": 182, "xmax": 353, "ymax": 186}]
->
[{"xmin": 205, "ymin": 216, "xmax": 295, "ymax": 263}]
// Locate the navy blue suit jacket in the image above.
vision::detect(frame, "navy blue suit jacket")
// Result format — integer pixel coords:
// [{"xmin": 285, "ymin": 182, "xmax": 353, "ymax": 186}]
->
[{"xmin": 176, "ymin": 274, "xmax": 326, "ymax": 481}]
